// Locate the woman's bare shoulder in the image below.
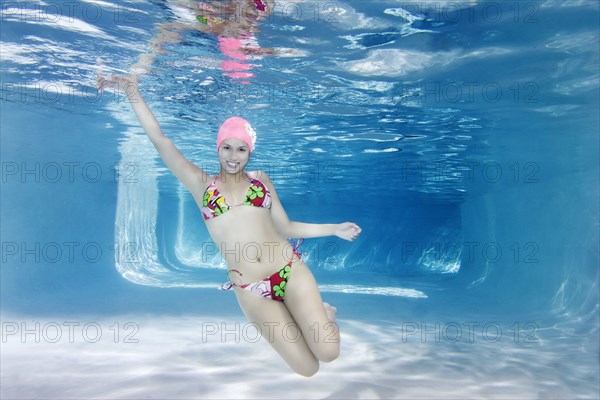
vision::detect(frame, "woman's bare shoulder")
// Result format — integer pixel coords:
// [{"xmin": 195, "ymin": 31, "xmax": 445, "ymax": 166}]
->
[{"xmin": 247, "ymin": 170, "xmax": 272, "ymax": 182}]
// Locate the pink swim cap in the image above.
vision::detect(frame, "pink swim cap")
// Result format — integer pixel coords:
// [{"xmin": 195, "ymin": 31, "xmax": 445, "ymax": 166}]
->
[{"xmin": 216, "ymin": 117, "xmax": 257, "ymax": 153}]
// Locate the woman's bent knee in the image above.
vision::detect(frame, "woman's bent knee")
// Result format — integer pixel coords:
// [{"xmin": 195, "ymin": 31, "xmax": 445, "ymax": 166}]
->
[
  {"xmin": 292, "ymin": 358, "xmax": 319, "ymax": 377},
  {"xmin": 315, "ymin": 344, "xmax": 340, "ymax": 363}
]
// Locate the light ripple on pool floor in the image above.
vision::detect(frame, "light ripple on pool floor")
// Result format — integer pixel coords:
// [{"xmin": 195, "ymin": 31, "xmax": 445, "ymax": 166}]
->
[{"xmin": 1, "ymin": 314, "xmax": 597, "ymax": 399}]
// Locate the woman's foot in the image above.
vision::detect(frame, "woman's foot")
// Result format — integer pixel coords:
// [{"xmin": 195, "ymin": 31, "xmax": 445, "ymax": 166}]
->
[{"xmin": 323, "ymin": 302, "xmax": 337, "ymax": 323}]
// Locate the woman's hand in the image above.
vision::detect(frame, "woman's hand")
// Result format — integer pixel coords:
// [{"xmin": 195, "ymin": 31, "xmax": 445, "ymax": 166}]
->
[
  {"xmin": 96, "ymin": 73, "xmax": 137, "ymax": 95},
  {"xmin": 335, "ymin": 222, "xmax": 362, "ymax": 242}
]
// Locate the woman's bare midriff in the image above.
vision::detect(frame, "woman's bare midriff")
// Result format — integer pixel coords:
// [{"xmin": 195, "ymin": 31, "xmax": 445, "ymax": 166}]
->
[{"xmin": 202, "ymin": 205, "xmax": 296, "ymax": 283}]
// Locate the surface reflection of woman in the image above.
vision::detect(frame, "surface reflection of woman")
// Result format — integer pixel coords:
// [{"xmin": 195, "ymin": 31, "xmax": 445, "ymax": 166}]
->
[
  {"xmin": 131, "ymin": 0, "xmax": 277, "ymax": 83},
  {"xmin": 97, "ymin": 73, "xmax": 362, "ymax": 376}
]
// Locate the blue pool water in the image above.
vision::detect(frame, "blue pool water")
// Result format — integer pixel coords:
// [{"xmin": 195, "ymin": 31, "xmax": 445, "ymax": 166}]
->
[{"xmin": 1, "ymin": 0, "xmax": 598, "ymax": 398}]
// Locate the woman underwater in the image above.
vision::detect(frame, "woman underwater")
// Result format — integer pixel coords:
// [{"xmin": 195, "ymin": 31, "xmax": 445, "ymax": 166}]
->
[
  {"xmin": 97, "ymin": 75, "xmax": 362, "ymax": 376},
  {"xmin": 129, "ymin": 0, "xmax": 281, "ymax": 81}
]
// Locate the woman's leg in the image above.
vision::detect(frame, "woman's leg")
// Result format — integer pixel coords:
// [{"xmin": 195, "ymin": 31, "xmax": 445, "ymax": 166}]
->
[
  {"xmin": 234, "ymin": 288, "xmax": 320, "ymax": 377},
  {"xmin": 283, "ymin": 261, "xmax": 341, "ymax": 363}
]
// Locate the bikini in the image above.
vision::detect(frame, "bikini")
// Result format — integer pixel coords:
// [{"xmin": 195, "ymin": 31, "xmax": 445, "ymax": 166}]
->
[
  {"xmin": 201, "ymin": 175, "xmax": 302, "ymax": 301},
  {"xmin": 196, "ymin": 0, "xmax": 268, "ymax": 82},
  {"xmin": 201, "ymin": 175, "xmax": 271, "ymax": 220},
  {"xmin": 196, "ymin": 0, "xmax": 267, "ymax": 25}
]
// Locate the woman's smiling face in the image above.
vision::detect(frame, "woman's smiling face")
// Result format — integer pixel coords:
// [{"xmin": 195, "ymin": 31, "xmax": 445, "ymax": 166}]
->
[{"xmin": 218, "ymin": 138, "xmax": 250, "ymax": 174}]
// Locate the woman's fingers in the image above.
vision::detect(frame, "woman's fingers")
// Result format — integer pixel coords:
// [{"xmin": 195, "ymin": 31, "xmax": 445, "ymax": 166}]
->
[
  {"xmin": 96, "ymin": 75, "xmax": 106, "ymax": 94},
  {"xmin": 349, "ymin": 222, "xmax": 361, "ymax": 241},
  {"xmin": 96, "ymin": 74, "xmax": 134, "ymax": 94},
  {"xmin": 336, "ymin": 222, "xmax": 361, "ymax": 241},
  {"xmin": 96, "ymin": 73, "xmax": 113, "ymax": 93}
]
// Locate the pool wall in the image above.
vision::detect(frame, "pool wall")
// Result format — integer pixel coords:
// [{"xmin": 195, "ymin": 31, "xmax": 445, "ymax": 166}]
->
[{"xmin": 459, "ymin": 166, "xmax": 599, "ymax": 317}]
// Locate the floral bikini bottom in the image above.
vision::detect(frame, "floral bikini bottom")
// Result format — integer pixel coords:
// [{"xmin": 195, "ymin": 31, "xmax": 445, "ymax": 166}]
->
[
  {"xmin": 220, "ymin": 261, "xmax": 293, "ymax": 302},
  {"xmin": 220, "ymin": 239, "xmax": 303, "ymax": 302}
]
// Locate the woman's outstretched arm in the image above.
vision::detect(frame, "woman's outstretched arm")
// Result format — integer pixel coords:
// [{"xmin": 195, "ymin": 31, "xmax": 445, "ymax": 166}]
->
[
  {"xmin": 287, "ymin": 221, "xmax": 361, "ymax": 242},
  {"xmin": 259, "ymin": 172, "xmax": 362, "ymax": 242},
  {"xmin": 97, "ymin": 74, "xmax": 209, "ymax": 192}
]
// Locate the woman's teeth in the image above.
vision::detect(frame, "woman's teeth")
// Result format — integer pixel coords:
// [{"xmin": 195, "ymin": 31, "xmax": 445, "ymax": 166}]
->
[{"xmin": 226, "ymin": 161, "xmax": 238, "ymax": 168}]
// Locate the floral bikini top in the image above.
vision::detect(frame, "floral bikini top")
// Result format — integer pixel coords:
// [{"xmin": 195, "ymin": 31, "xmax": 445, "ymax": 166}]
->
[{"xmin": 201, "ymin": 176, "xmax": 271, "ymax": 220}]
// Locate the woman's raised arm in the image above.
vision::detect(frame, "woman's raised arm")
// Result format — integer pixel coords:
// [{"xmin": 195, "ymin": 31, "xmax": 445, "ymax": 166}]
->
[
  {"xmin": 97, "ymin": 74, "xmax": 210, "ymax": 193},
  {"xmin": 259, "ymin": 172, "xmax": 362, "ymax": 241}
]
